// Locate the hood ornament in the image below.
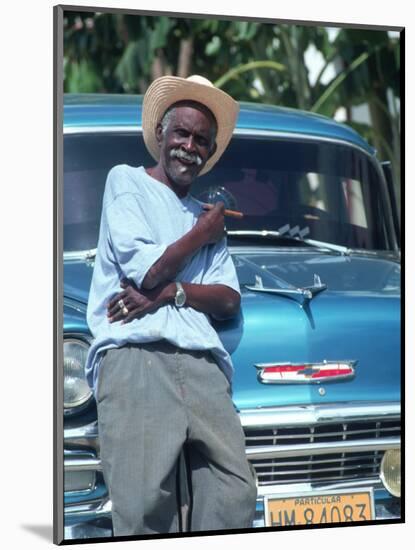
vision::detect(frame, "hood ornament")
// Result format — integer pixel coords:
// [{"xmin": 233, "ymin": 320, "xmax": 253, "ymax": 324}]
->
[{"xmin": 245, "ymin": 273, "xmax": 327, "ymax": 306}]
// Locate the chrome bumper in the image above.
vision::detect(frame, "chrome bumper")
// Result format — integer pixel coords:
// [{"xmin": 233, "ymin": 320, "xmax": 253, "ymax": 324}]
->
[{"xmin": 64, "ymin": 401, "xmax": 401, "ymax": 539}]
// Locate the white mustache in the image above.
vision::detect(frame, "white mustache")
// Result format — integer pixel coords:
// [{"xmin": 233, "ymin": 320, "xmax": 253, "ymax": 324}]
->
[{"xmin": 170, "ymin": 148, "xmax": 203, "ymax": 166}]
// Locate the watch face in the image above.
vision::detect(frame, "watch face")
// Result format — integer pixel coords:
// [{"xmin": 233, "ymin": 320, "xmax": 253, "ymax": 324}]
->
[
  {"xmin": 176, "ymin": 292, "xmax": 186, "ymax": 307},
  {"xmin": 175, "ymin": 284, "xmax": 186, "ymax": 307}
]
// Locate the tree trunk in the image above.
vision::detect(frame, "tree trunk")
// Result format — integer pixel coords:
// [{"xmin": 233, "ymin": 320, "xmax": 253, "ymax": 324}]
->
[
  {"xmin": 177, "ymin": 38, "xmax": 193, "ymax": 78},
  {"xmin": 152, "ymin": 49, "xmax": 166, "ymax": 80},
  {"xmin": 367, "ymin": 88, "xmax": 393, "ymax": 162},
  {"xmin": 368, "ymin": 89, "xmax": 400, "ymax": 221}
]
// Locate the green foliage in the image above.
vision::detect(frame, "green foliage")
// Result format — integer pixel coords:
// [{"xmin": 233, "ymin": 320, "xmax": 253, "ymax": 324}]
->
[
  {"xmin": 63, "ymin": 11, "xmax": 401, "ymax": 198},
  {"xmin": 63, "ymin": 13, "xmax": 400, "ymax": 112},
  {"xmin": 65, "ymin": 59, "xmax": 104, "ymax": 93}
]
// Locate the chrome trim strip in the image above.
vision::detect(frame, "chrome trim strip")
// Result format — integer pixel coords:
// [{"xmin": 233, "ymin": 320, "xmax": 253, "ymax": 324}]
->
[
  {"xmin": 65, "ymin": 457, "xmax": 102, "ymax": 472},
  {"xmin": 256, "ymin": 372, "xmax": 356, "ymax": 385},
  {"xmin": 64, "ymin": 249, "xmax": 96, "ymax": 261},
  {"xmin": 64, "ymin": 125, "xmax": 141, "ymax": 134},
  {"xmin": 64, "ymin": 332, "xmax": 92, "ymax": 344},
  {"xmin": 246, "ymin": 426, "xmax": 398, "ymax": 442},
  {"xmin": 251, "ymin": 455, "xmax": 381, "ymax": 467},
  {"xmin": 256, "ymin": 462, "xmax": 379, "ymax": 476},
  {"xmin": 65, "ymin": 421, "xmax": 99, "ymax": 451},
  {"xmin": 63, "ymin": 440, "xmax": 399, "ymax": 471},
  {"xmin": 65, "ymin": 497, "xmax": 112, "ymax": 519},
  {"xmin": 240, "ymin": 402, "xmax": 400, "ymax": 428},
  {"xmin": 246, "ymin": 437, "xmax": 400, "ymax": 460},
  {"xmin": 63, "ymin": 298, "xmax": 88, "ymax": 315}
]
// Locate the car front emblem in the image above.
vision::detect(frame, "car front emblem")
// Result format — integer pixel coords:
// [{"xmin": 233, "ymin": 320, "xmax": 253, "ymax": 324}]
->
[{"xmin": 254, "ymin": 360, "xmax": 357, "ymax": 384}]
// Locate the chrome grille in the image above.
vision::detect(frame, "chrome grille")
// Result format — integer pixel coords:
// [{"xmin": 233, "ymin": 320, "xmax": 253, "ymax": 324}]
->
[{"xmin": 245, "ymin": 419, "xmax": 400, "ymax": 486}]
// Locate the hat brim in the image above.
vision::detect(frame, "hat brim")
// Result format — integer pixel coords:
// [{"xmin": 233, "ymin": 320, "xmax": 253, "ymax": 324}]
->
[{"xmin": 142, "ymin": 76, "xmax": 239, "ymax": 176}]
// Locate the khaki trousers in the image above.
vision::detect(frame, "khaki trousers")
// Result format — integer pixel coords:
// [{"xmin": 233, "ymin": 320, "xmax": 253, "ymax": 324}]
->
[{"xmin": 96, "ymin": 341, "xmax": 257, "ymax": 536}]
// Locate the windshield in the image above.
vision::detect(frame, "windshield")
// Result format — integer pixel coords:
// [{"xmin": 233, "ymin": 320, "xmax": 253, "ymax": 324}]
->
[{"xmin": 64, "ymin": 132, "xmax": 390, "ymax": 253}]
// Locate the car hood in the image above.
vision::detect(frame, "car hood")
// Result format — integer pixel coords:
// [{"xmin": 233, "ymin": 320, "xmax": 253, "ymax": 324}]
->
[
  {"xmin": 221, "ymin": 249, "xmax": 400, "ymax": 410},
  {"xmin": 64, "ymin": 249, "xmax": 401, "ymax": 409}
]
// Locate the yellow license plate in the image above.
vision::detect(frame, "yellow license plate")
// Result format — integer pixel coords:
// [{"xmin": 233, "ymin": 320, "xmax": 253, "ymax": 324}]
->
[{"xmin": 264, "ymin": 489, "xmax": 374, "ymax": 527}]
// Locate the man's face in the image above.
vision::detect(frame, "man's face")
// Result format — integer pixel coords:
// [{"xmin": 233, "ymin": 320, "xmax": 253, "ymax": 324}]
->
[{"xmin": 156, "ymin": 104, "xmax": 217, "ymax": 193}]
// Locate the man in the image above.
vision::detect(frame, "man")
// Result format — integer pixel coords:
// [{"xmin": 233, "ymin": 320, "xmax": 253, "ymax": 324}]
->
[{"xmin": 85, "ymin": 75, "xmax": 257, "ymax": 536}]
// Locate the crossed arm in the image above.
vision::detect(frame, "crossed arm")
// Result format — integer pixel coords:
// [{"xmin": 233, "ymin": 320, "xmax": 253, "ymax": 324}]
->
[{"xmin": 107, "ymin": 202, "xmax": 240, "ymax": 324}]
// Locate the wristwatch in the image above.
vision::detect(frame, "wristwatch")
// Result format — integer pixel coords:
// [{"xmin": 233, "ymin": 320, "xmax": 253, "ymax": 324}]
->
[{"xmin": 174, "ymin": 282, "xmax": 186, "ymax": 308}]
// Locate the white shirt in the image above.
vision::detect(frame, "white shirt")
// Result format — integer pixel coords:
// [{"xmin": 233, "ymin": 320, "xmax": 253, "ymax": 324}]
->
[{"xmin": 85, "ymin": 165, "xmax": 241, "ymax": 397}]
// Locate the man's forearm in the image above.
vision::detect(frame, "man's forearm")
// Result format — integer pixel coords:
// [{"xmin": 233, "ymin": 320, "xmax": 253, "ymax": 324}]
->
[
  {"xmin": 141, "ymin": 202, "xmax": 226, "ymax": 290},
  {"xmin": 107, "ymin": 279, "xmax": 240, "ymax": 324},
  {"xmin": 163, "ymin": 282, "xmax": 240, "ymax": 320},
  {"xmin": 142, "ymin": 225, "xmax": 207, "ymax": 289}
]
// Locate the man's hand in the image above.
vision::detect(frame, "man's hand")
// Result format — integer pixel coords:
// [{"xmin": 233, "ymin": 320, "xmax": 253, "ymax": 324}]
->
[
  {"xmin": 107, "ymin": 278, "xmax": 240, "ymax": 325},
  {"xmin": 196, "ymin": 201, "xmax": 226, "ymax": 244},
  {"xmin": 107, "ymin": 279, "xmax": 173, "ymax": 324}
]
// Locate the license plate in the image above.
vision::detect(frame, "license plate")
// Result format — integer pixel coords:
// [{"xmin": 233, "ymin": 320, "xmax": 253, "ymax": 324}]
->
[{"xmin": 264, "ymin": 489, "xmax": 374, "ymax": 527}]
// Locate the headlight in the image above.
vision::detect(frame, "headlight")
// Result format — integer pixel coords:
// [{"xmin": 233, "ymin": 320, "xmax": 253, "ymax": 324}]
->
[
  {"xmin": 380, "ymin": 449, "xmax": 401, "ymax": 497},
  {"xmin": 64, "ymin": 338, "xmax": 92, "ymax": 411}
]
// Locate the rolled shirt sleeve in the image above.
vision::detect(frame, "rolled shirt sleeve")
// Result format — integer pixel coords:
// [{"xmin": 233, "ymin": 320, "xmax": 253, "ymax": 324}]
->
[
  {"xmin": 105, "ymin": 192, "xmax": 167, "ymax": 290},
  {"xmin": 201, "ymin": 237, "xmax": 241, "ymax": 296}
]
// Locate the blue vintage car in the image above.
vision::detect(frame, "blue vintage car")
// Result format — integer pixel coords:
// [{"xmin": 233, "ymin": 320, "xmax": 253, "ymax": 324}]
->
[{"xmin": 62, "ymin": 94, "xmax": 401, "ymax": 539}]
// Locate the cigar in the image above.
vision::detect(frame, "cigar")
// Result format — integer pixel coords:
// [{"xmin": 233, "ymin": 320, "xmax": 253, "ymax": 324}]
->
[{"xmin": 203, "ymin": 203, "xmax": 244, "ymax": 219}]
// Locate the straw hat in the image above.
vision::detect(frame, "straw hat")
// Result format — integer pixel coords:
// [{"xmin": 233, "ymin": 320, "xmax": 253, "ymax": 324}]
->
[{"xmin": 142, "ymin": 75, "xmax": 239, "ymax": 175}]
